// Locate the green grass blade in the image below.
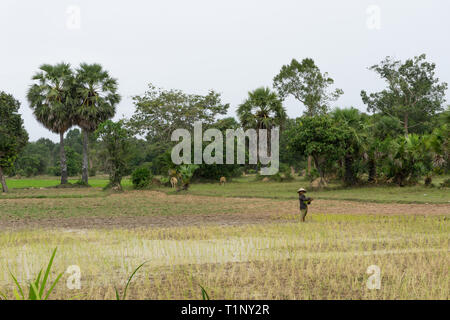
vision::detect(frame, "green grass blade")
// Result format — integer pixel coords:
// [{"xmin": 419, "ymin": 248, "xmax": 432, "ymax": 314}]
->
[
  {"xmin": 121, "ymin": 261, "xmax": 148, "ymax": 300},
  {"xmin": 39, "ymin": 247, "xmax": 58, "ymax": 297},
  {"xmin": 114, "ymin": 287, "xmax": 121, "ymax": 300},
  {"xmin": 29, "ymin": 269, "xmax": 43, "ymax": 300},
  {"xmin": 0, "ymin": 290, "xmax": 7, "ymax": 300},
  {"xmin": 13, "ymin": 288, "xmax": 22, "ymax": 300},
  {"xmin": 43, "ymin": 272, "xmax": 63, "ymax": 300},
  {"xmin": 30, "ymin": 282, "xmax": 41, "ymax": 300},
  {"xmin": 9, "ymin": 271, "xmax": 24, "ymax": 299},
  {"xmin": 200, "ymin": 285, "xmax": 210, "ymax": 300}
]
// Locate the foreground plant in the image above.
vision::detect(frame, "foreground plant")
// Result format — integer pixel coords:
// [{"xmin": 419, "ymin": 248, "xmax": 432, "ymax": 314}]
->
[
  {"xmin": 0, "ymin": 247, "xmax": 62, "ymax": 300},
  {"xmin": 114, "ymin": 261, "xmax": 148, "ymax": 300},
  {"xmin": 200, "ymin": 285, "xmax": 210, "ymax": 300}
]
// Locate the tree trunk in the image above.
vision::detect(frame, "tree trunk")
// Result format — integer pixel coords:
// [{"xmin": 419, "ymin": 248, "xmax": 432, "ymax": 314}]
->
[
  {"xmin": 344, "ymin": 154, "xmax": 356, "ymax": 186},
  {"xmin": 307, "ymin": 155, "xmax": 312, "ymax": 174},
  {"xmin": 81, "ymin": 129, "xmax": 89, "ymax": 184},
  {"xmin": 404, "ymin": 113, "xmax": 409, "ymax": 136},
  {"xmin": 0, "ymin": 166, "xmax": 8, "ymax": 193},
  {"xmin": 60, "ymin": 131, "xmax": 68, "ymax": 185},
  {"xmin": 313, "ymin": 156, "xmax": 325, "ymax": 186},
  {"xmin": 368, "ymin": 158, "xmax": 376, "ymax": 183}
]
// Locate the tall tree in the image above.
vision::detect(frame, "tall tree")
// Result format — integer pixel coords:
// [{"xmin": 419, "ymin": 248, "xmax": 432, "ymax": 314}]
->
[
  {"xmin": 286, "ymin": 115, "xmax": 350, "ymax": 186},
  {"xmin": 237, "ymin": 87, "xmax": 286, "ymax": 158},
  {"xmin": 361, "ymin": 54, "xmax": 448, "ymax": 136},
  {"xmin": 237, "ymin": 87, "xmax": 286, "ymax": 131},
  {"xmin": 74, "ymin": 63, "xmax": 121, "ymax": 184},
  {"xmin": 95, "ymin": 120, "xmax": 131, "ymax": 190},
  {"xmin": 331, "ymin": 108, "xmax": 368, "ymax": 185},
  {"xmin": 129, "ymin": 84, "xmax": 229, "ymax": 143},
  {"xmin": 27, "ymin": 63, "xmax": 74, "ymax": 184},
  {"xmin": 273, "ymin": 58, "xmax": 343, "ymax": 172},
  {"xmin": 0, "ymin": 92, "xmax": 28, "ymax": 192},
  {"xmin": 273, "ymin": 58, "xmax": 343, "ymax": 116}
]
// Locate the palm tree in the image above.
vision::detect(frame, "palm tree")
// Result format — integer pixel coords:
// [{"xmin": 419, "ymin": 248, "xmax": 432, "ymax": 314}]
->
[
  {"xmin": 238, "ymin": 87, "xmax": 286, "ymax": 131},
  {"xmin": 331, "ymin": 108, "xmax": 368, "ymax": 185},
  {"xmin": 27, "ymin": 63, "xmax": 75, "ymax": 185},
  {"xmin": 238, "ymin": 87, "xmax": 286, "ymax": 160},
  {"xmin": 74, "ymin": 63, "xmax": 121, "ymax": 184}
]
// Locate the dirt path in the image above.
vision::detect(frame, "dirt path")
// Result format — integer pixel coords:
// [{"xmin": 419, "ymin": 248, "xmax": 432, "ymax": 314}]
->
[{"xmin": 0, "ymin": 191, "xmax": 448, "ymax": 230}]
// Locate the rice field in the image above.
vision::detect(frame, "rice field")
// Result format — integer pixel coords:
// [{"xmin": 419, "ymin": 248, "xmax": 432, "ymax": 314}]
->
[{"xmin": 0, "ymin": 180, "xmax": 448, "ymax": 300}]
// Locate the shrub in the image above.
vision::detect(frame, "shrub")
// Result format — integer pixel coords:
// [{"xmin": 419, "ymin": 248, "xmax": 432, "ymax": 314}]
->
[
  {"xmin": 88, "ymin": 167, "xmax": 97, "ymax": 177},
  {"xmin": 132, "ymin": 167, "xmax": 153, "ymax": 189},
  {"xmin": 440, "ymin": 178, "xmax": 450, "ymax": 188}
]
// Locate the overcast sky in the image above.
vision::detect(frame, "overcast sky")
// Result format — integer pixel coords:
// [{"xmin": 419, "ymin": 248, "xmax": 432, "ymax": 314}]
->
[{"xmin": 1, "ymin": 0, "xmax": 449, "ymax": 141}]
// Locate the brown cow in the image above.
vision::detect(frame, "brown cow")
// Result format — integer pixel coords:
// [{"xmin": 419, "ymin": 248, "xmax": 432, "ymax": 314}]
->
[
  {"xmin": 170, "ymin": 177, "xmax": 178, "ymax": 188},
  {"xmin": 219, "ymin": 176, "xmax": 226, "ymax": 185}
]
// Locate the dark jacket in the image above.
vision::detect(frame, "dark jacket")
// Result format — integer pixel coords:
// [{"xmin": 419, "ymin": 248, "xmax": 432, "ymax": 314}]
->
[{"xmin": 299, "ymin": 194, "xmax": 311, "ymax": 210}]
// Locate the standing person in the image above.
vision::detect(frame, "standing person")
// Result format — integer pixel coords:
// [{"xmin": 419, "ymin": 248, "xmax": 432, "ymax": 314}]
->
[{"xmin": 297, "ymin": 188, "xmax": 313, "ymax": 222}]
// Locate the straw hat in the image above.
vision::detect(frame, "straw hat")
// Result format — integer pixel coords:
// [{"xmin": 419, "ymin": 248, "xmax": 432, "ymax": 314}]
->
[{"xmin": 297, "ymin": 188, "xmax": 307, "ymax": 193}]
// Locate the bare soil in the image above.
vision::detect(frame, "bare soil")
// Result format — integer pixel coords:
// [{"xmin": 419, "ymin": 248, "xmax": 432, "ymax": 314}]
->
[{"xmin": 0, "ymin": 191, "xmax": 448, "ymax": 230}]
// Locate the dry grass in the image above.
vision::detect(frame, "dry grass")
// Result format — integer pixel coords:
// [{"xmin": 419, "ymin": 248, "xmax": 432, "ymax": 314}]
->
[{"xmin": 0, "ymin": 213, "xmax": 448, "ymax": 300}]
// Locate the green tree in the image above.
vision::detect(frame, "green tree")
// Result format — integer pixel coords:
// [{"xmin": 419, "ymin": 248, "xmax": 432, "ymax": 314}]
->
[
  {"xmin": 27, "ymin": 63, "xmax": 75, "ymax": 184},
  {"xmin": 0, "ymin": 92, "xmax": 28, "ymax": 192},
  {"xmin": 361, "ymin": 54, "xmax": 448, "ymax": 136},
  {"xmin": 381, "ymin": 134, "xmax": 429, "ymax": 186},
  {"xmin": 238, "ymin": 87, "xmax": 286, "ymax": 130},
  {"xmin": 238, "ymin": 87, "xmax": 286, "ymax": 158},
  {"xmin": 273, "ymin": 58, "xmax": 343, "ymax": 173},
  {"xmin": 95, "ymin": 120, "xmax": 131, "ymax": 190},
  {"xmin": 286, "ymin": 115, "xmax": 349, "ymax": 186},
  {"xmin": 74, "ymin": 63, "xmax": 121, "ymax": 185},
  {"xmin": 129, "ymin": 84, "xmax": 229, "ymax": 143},
  {"xmin": 331, "ymin": 108, "xmax": 368, "ymax": 185},
  {"xmin": 273, "ymin": 58, "xmax": 343, "ymax": 116}
]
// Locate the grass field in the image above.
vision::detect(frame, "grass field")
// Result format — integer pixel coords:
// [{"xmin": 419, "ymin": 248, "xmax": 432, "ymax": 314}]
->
[{"xmin": 0, "ymin": 177, "xmax": 448, "ymax": 300}]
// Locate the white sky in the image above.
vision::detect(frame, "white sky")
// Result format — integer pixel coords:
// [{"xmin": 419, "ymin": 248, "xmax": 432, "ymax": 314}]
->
[{"xmin": 1, "ymin": 0, "xmax": 449, "ymax": 141}]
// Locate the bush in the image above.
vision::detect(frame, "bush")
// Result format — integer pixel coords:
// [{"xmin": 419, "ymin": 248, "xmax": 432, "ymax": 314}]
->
[
  {"xmin": 440, "ymin": 178, "xmax": 450, "ymax": 188},
  {"xmin": 131, "ymin": 167, "xmax": 153, "ymax": 189},
  {"xmin": 89, "ymin": 167, "xmax": 97, "ymax": 177}
]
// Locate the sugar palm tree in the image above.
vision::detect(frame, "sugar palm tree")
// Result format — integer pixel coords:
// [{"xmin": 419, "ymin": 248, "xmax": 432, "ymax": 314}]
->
[
  {"xmin": 238, "ymin": 87, "xmax": 286, "ymax": 131},
  {"xmin": 74, "ymin": 63, "xmax": 121, "ymax": 184},
  {"xmin": 331, "ymin": 108, "xmax": 368, "ymax": 185},
  {"xmin": 27, "ymin": 63, "xmax": 75, "ymax": 185},
  {"xmin": 238, "ymin": 87, "xmax": 286, "ymax": 158}
]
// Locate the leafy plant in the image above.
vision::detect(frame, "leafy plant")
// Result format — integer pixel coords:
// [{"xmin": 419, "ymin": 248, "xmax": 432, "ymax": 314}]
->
[
  {"xmin": 114, "ymin": 261, "xmax": 147, "ymax": 300},
  {"xmin": 0, "ymin": 247, "xmax": 62, "ymax": 300},
  {"xmin": 131, "ymin": 167, "xmax": 153, "ymax": 189},
  {"xmin": 200, "ymin": 285, "xmax": 210, "ymax": 300}
]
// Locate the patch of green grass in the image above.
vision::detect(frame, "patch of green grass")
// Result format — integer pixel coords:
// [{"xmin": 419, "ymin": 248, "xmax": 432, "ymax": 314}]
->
[
  {"xmin": 169, "ymin": 176, "xmax": 450, "ymax": 204},
  {"xmin": 5, "ymin": 177, "xmax": 132, "ymax": 189}
]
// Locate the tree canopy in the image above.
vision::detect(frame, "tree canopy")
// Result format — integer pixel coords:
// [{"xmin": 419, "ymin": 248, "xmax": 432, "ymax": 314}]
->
[
  {"xmin": 0, "ymin": 92, "xmax": 28, "ymax": 192},
  {"xmin": 361, "ymin": 54, "xmax": 448, "ymax": 135},
  {"xmin": 273, "ymin": 58, "xmax": 343, "ymax": 116}
]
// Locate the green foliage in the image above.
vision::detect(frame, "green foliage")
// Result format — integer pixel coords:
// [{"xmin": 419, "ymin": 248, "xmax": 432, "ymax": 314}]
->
[
  {"xmin": 0, "ymin": 247, "xmax": 62, "ymax": 300},
  {"xmin": 273, "ymin": 58, "xmax": 343, "ymax": 116},
  {"xmin": 177, "ymin": 164, "xmax": 199, "ymax": 190},
  {"xmin": 237, "ymin": 87, "xmax": 286, "ymax": 130},
  {"xmin": 27, "ymin": 63, "xmax": 75, "ymax": 184},
  {"xmin": 361, "ymin": 54, "xmax": 448, "ymax": 135},
  {"xmin": 114, "ymin": 261, "xmax": 147, "ymax": 300},
  {"xmin": 286, "ymin": 115, "xmax": 350, "ymax": 183},
  {"xmin": 0, "ymin": 91, "xmax": 28, "ymax": 192},
  {"xmin": 131, "ymin": 167, "xmax": 153, "ymax": 189},
  {"xmin": 96, "ymin": 120, "xmax": 132, "ymax": 190},
  {"xmin": 381, "ymin": 135, "xmax": 430, "ymax": 186},
  {"xmin": 129, "ymin": 84, "xmax": 229, "ymax": 142},
  {"xmin": 200, "ymin": 285, "xmax": 210, "ymax": 300}
]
